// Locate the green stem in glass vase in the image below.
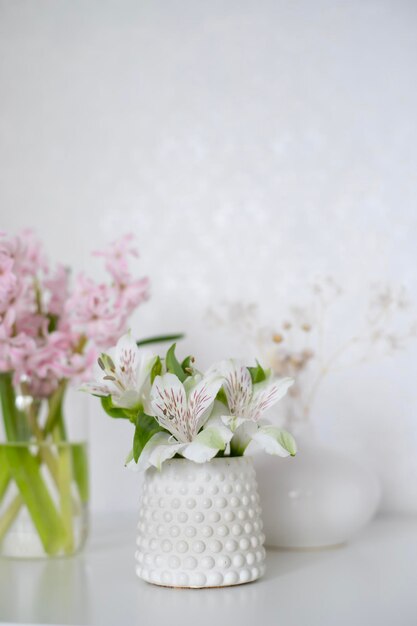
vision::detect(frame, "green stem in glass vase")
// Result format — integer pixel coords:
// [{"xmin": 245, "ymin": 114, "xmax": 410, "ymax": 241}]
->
[
  {"xmin": 0, "ymin": 373, "xmax": 66, "ymax": 555},
  {"xmin": 0, "ymin": 447, "xmax": 10, "ymax": 501},
  {"xmin": 52, "ymin": 399, "xmax": 75, "ymax": 555},
  {"xmin": 44, "ymin": 381, "xmax": 67, "ymax": 435},
  {"xmin": 72, "ymin": 443, "xmax": 89, "ymax": 505},
  {"xmin": 0, "ymin": 373, "xmax": 18, "ymax": 440},
  {"xmin": 3, "ymin": 445, "xmax": 66, "ymax": 554},
  {"xmin": 27, "ymin": 401, "xmax": 64, "ymax": 492},
  {"xmin": 0, "ymin": 493, "xmax": 22, "ymax": 543},
  {"xmin": 0, "ymin": 373, "xmax": 31, "ymax": 441}
]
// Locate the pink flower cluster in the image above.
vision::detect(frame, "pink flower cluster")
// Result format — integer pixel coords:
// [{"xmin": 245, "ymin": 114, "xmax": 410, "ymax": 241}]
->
[{"xmin": 0, "ymin": 231, "xmax": 149, "ymax": 398}]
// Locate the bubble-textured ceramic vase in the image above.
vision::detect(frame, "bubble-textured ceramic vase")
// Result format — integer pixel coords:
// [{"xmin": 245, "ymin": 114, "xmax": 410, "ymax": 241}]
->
[{"xmin": 135, "ymin": 457, "xmax": 266, "ymax": 588}]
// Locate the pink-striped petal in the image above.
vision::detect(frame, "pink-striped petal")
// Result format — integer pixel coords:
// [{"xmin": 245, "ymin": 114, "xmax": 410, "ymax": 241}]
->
[
  {"xmin": 250, "ymin": 377, "xmax": 294, "ymax": 421},
  {"xmin": 150, "ymin": 373, "xmax": 188, "ymax": 442},
  {"xmin": 187, "ymin": 377, "xmax": 222, "ymax": 437}
]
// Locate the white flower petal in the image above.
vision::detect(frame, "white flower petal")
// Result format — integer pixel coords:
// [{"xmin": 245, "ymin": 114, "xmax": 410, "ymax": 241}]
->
[
  {"xmin": 115, "ymin": 332, "xmax": 141, "ymax": 389},
  {"xmin": 131, "ymin": 431, "xmax": 184, "ymax": 471},
  {"xmin": 186, "ymin": 375, "xmax": 223, "ymax": 435},
  {"xmin": 112, "ymin": 389, "xmax": 142, "ymax": 409},
  {"xmin": 210, "ymin": 359, "xmax": 253, "ymax": 416},
  {"xmin": 148, "ymin": 441, "xmax": 185, "ymax": 470},
  {"xmin": 136, "ymin": 353, "xmax": 158, "ymax": 413},
  {"xmin": 252, "ymin": 425, "xmax": 297, "ymax": 457},
  {"xmin": 250, "ymin": 377, "xmax": 294, "ymax": 421},
  {"xmin": 181, "ymin": 441, "xmax": 219, "ymax": 463},
  {"xmin": 150, "ymin": 373, "xmax": 188, "ymax": 442},
  {"xmin": 82, "ymin": 333, "xmax": 158, "ymax": 411},
  {"xmin": 181, "ymin": 417, "xmax": 232, "ymax": 463},
  {"xmin": 79, "ymin": 382, "xmax": 113, "ymax": 397},
  {"xmin": 209, "ymin": 399, "xmax": 228, "ymax": 420},
  {"xmin": 220, "ymin": 414, "xmax": 249, "ymax": 432},
  {"xmin": 142, "ymin": 389, "xmax": 154, "ymax": 416},
  {"xmin": 200, "ymin": 417, "xmax": 233, "ymax": 448},
  {"xmin": 230, "ymin": 421, "xmax": 257, "ymax": 455},
  {"xmin": 136, "ymin": 352, "xmax": 157, "ymax": 391},
  {"xmin": 183, "ymin": 373, "xmax": 203, "ymax": 395}
]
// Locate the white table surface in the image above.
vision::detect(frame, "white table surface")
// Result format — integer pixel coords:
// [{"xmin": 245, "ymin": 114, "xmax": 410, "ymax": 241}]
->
[{"xmin": 0, "ymin": 514, "xmax": 416, "ymax": 626}]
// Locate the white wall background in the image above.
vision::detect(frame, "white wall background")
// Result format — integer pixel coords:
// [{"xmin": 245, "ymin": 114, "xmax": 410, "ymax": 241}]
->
[{"xmin": 1, "ymin": 0, "xmax": 417, "ymax": 513}]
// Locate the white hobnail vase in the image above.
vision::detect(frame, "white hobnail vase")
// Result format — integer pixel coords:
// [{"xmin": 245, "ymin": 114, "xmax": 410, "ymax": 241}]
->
[{"xmin": 135, "ymin": 457, "xmax": 266, "ymax": 588}]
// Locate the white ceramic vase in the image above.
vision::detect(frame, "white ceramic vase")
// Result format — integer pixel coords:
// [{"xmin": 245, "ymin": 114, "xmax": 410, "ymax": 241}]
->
[
  {"xmin": 254, "ymin": 436, "xmax": 381, "ymax": 549},
  {"xmin": 135, "ymin": 457, "xmax": 266, "ymax": 588}
]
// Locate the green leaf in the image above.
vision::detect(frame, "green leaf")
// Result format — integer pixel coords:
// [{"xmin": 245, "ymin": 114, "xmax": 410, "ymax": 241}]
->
[
  {"xmin": 137, "ymin": 333, "xmax": 184, "ymax": 347},
  {"xmin": 133, "ymin": 412, "xmax": 165, "ymax": 463},
  {"xmin": 247, "ymin": 360, "xmax": 267, "ymax": 384},
  {"xmin": 125, "ymin": 449, "xmax": 134, "ymax": 465},
  {"xmin": 181, "ymin": 355, "xmax": 195, "ymax": 375},
  {"xmin": 100, "ymin": 396, "xmax": 130, "ymax": 419},
  {"xmin": 150, "ymin": 356, "xmax": 162, "ymax": 384},
  {"xmin": 165, "ymin": 344, "xmax": 187, "ymax": 382},
  {"xmin": 262, "ymin": 426, "xmax": 297, "ymax": 456}
]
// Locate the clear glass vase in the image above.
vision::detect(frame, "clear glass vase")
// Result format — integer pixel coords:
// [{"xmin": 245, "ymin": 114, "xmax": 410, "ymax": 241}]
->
[
  {"xmin": 0, "ymin": 376, "xmax": 89, "ymax": 559},
  {"xmin": 0, "ymin": 441, "xmax": 88, "ymax": 558}
]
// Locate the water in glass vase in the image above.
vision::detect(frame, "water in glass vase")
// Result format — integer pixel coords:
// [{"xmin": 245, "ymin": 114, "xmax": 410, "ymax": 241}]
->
[{"xmin": 0, "ymin": 441, "xmax": 89, "ymax": 558}]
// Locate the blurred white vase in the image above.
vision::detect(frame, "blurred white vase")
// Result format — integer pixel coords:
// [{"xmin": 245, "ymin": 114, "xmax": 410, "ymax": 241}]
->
[{"xmin": 253, "ymin": 428, "xmax": 381, "ymax": 549}]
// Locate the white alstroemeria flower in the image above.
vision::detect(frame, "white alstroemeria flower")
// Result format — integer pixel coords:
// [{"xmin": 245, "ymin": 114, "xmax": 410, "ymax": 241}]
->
[
  {"xmin": 137, "ymin": 372, "xmax": 232, "ymax": 469},
  {"xmin": 211, "ymin": 359, "xmax": 296, "ymax": 457},
  {"xmin": 80, "ymin": 332, "xmax": 156, "ymax": 410}
]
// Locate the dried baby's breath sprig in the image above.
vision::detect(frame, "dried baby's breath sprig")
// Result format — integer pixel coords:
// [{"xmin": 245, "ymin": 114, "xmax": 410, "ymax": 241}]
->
[{"xmin": 206, "ymin": 277, "xmax": 416, "ymax": 427}]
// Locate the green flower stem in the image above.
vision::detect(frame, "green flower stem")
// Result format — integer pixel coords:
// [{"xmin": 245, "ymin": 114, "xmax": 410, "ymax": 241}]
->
[
  {"xmin": 38, "ymin": 386, "xmax": 84, "ymax": 517},
  {"xmin": 27, "ymin": 403, "xmax": 61, "ymax": 485},
  {"xmin": 0, "ymin": 446, "xmax": 23, "ymax": 543},
  {"xmin": 56, "ymin": 442, "xmax": 75, "ymax": 554},
  {"xmin": 43, "ymin": 445, "xmax": 81, "ymax": 517},
  {"xmin": 0, "ymin": 374, "xmax": 66, "ymax": 555},
  {"xmin": 43, "ymin": 381, "xmax": 67, "ymax": 435},
  {"xmin": 0, "ymin": 373, "xmax": 18, "ymax": 440},
  {"xmin": 32, "ymin": 390, "xmax": 83, "ymax": 543},
  {"xmin": 28, "ymin": 403, "xmax": 79, "ymax": 517},
  {"xmin": 0, "ymin": 493, "xmax": 22, "ymax": 543},
  {"xmin": 38, "ymin": 446, "xmax": 60, "ymax": 485},
  {"xmin": 72, "ymin": 444, "xmax": 89, "ymax": 505},
  {"xmin": 53, "ymin": 404, "xmax": 75, "ymax": 555},
  {"xmin": 0, "ymin": 373, "xmax": 31, "ymax": 441},
  {"xmin": 0, "ymin": 442, "xmax": 81, "ymax": 551},
  {"xmin": 0, "ymin": 447, "xmax": 11, "ymax": 501},
  {"xmin": 4, "ymin": 445, "xmax": 66, "ymax": 554}
]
